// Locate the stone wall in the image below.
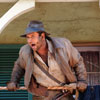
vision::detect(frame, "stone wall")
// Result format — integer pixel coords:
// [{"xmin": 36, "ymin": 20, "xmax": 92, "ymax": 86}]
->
[{"xmin": 0, "ymin": 2, "xmax": 100, "ymax": 44}]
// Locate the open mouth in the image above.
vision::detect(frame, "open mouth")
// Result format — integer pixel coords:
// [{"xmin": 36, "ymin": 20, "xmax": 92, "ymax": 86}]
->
[
  {"xmin": 31, "ymin": 44, "xmax": 36, "ymax": 49},
  {"xmin": 31, "ymin": 44, "xmax": 35, "ymax": 46}
]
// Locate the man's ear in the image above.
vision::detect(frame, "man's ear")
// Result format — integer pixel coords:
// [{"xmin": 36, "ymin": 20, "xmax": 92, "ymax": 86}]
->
[{"xmin": 41, "ymin": 33, "xmax": 45, "ymax": 40}]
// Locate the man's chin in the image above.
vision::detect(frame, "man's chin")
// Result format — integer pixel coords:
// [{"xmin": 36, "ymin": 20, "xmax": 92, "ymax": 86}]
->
[{"xmin": 31, "ymin": 46, "xmax": 37, "ymax": 51}]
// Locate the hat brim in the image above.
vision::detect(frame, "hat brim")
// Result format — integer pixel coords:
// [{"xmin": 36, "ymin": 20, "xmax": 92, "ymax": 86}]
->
[
  {"xmin": 20, "ymin": 27, "xmax": 45, "ymax": 37},
  {"xmin": 20, "ymin": 34, "xmax": 27, "ymax": 37},
  {"xmin": 20, "ymin": 32, "xmax": 50, "ymax": 38}
]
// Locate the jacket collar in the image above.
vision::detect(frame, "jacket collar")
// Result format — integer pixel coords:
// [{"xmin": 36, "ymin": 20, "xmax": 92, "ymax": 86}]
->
[
  {"xmin": 46, "ymin": 37, "xmax": 63, "ymax": 54},
  {"xmin": 50, "ymin": 37, "xmax": 63, "ymax": 49}
]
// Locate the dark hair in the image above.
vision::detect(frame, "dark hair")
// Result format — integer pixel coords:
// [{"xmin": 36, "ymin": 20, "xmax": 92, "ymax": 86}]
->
[{"xmin": 37, "ymin": 31, "xmax": 51, "ymax": 40}]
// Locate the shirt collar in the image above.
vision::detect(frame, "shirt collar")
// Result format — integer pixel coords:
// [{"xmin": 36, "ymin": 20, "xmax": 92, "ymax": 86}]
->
[
  {"xmin": 34, "ymin": 38, "xmax": 63, "ymax": 57},
  {"xmin": 33, "ymin": 39, "xmax": 54, "ymax": 59}
]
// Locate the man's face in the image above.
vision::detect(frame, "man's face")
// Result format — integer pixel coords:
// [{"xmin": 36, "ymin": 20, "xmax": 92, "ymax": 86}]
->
[{"xmin": 26, "ymin": 32, "xmax": 43, "ymax": 51}]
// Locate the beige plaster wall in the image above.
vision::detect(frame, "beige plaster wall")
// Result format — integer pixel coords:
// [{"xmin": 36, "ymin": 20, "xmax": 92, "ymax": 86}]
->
[{"xmin": 0, "ymin": 2, "xmax": 100, "ymax": 44}]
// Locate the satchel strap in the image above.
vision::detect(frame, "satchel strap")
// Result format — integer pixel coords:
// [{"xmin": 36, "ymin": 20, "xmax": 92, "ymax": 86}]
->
[{"xmin": 34, "ymin": 58, "xmax": 65, "ymax": 86}]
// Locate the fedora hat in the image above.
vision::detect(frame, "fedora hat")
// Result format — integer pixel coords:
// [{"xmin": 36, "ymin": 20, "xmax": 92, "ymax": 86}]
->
[{"xmin": 21, "ymin": 20, "xmax": 45, "ymax": 37}]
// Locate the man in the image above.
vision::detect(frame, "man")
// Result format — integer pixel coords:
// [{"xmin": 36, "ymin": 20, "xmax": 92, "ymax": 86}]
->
[{"xmin": 7, "ymin": 20, "xmax": 87, "ymax": 100}]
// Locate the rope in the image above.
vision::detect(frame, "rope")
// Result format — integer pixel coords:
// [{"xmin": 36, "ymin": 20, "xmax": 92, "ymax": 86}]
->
[
  {"xmin": 48, "ymin": 83, "xmax": 79, "ymax": 100},
  {"xmin": 0, "ymin": 86, "xmax": 27, "ymax": 90},
  {"xmin": 0, "ymin": 83, "xmax": 76, "ymax": 91},
  {"xmin": 0, "ymin": 83, "xmax": 79, "ymax": 100},
  {"xmin": 48, "ymin": 83, "xmax": 76, "ymax": 90}
]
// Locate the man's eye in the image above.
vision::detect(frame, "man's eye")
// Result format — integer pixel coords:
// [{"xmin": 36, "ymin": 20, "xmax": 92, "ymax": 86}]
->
[{"xmin": 26, "ymin": 37, "xmax": 30, "ymax": 39}]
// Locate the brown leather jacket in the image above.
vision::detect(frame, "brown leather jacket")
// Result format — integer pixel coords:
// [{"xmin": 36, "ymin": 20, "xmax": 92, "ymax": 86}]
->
[{"xmin": 10, "ymin": 37, "xmax": 87, "ymax": 96}]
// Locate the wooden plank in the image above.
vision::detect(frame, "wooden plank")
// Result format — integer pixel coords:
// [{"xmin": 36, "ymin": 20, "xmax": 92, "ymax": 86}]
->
[
  {"xmin": 73, "ymin": 42, "xmax": 100, "ymax": 47},
  {"xmin": 76, "ymin": 47, "xmax": 100, "ymax": 52},
  {"xmin": 0, "ymin": 0, "xmax": 98, "ymax": 2},
  {"xmin": 0, "ymin": 0, "xmax": 35, "ymax": 34},
  {"xmin": 87, "ymin": 72, "xmax": 100, "ymax": 74}
]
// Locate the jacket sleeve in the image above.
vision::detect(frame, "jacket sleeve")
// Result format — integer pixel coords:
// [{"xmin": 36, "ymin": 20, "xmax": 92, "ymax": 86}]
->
[
  {"xmin": 10, "ymin": 48, "xmax": 25, "ymax": 84},
  {"xmin": 64, "ymin": 39, "xmax": 87, "ymax": 83}
]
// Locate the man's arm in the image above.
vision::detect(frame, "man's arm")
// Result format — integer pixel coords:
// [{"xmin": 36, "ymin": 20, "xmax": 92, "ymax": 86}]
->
[
  {"xmin": 64, "ymin": 39, "xmax": 87, "ymax": 92},
  {"xmin": 11, "ymin": 58, "xmax": 25, "ymax": 84},
  {"xmin": 73, "ymin": 56, "xmax": 87, "ymax": 92},
  {"xmin": 7, "ymin": 48, "xmax": 25, "ymax": 91}
]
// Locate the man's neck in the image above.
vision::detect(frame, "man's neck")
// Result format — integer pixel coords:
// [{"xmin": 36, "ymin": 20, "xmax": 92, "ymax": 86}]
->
[
  {"xmin": 36, "ymin": 40, "xmax": 48, "ymax": 66},
  {"xmin": 37, "ymin": 40, "xmax": 48, "ymax": 56}
]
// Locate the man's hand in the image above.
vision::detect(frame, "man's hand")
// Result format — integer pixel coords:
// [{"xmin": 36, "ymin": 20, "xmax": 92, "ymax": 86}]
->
[
  {"xmin": 7, "ymin": 82, "xmax": 18, "ymax": 91},
  {"xmin": 77, "ymin": 82, "xmax": 87, "ymax": 92},
  {"xmin": 62, "ymin": 83, "xmax": 76, "ymax": 94}
]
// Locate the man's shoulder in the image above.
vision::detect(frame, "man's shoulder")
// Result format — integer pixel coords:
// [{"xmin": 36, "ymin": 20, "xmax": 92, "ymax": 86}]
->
[
  {"xmin": 51, "ymin": 37, "xmax": 71, "ymax": 47},
  {"xmin": 19, "ymin": 44, "xmax": 31, "ymax": 54},
  {"xmin": 51, "ymin": 37, "xmax": 70, "ymax": 42},
  {"xmin": 20, "ymin": 44, "xmax": 30, "ymax": 50}
]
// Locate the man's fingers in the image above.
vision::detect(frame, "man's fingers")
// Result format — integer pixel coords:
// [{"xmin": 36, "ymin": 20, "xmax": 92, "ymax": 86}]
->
[{"xmin": 77, "ymin": 82, "xmax": 87, "ymax": 92}]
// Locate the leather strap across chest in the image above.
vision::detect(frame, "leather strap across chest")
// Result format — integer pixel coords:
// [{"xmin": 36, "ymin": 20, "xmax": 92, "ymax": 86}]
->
[{"xmin": 34, "ymin": 58, "xmax": 65, "ymax": 86}]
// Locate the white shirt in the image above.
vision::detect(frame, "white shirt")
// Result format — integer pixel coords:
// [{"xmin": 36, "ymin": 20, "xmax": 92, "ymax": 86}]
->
[{"xmin": 32, "ymin": 40, "xmax": 66, "ymax": 87}]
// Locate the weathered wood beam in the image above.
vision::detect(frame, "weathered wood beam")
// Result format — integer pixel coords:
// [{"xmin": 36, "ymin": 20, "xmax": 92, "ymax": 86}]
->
[
  {"xmin": 0, "ymin": 0, "xmax": 98, "ymax": 2},
  {"xmin": 0, "ymin": 0, "xmax": 35, "ymax": 34}
]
